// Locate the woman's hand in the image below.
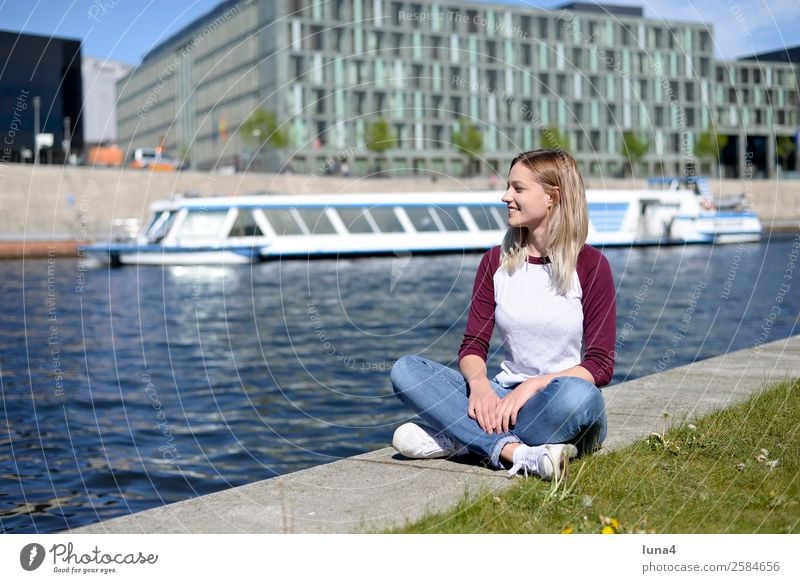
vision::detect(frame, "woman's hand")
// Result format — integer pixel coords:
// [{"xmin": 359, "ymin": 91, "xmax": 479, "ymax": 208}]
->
[
  {"xmin": 494, "ymin": 377, "xmax": 549, "ymax": 433},
  {"xmin": 468, "ymin": 382, "xmax": 501, "ymax": 433}
]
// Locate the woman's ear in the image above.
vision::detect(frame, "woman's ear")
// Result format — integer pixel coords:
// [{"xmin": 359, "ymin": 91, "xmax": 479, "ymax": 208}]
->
[{"xmin": 548, "ymin": 186, "xmax": 561, "ymax": 208}]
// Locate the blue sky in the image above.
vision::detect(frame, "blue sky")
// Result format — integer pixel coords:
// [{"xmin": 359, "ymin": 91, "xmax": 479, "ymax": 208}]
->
[{"xmin": 0, "ymin": 0, "xmax": 798, "ymax": 65}]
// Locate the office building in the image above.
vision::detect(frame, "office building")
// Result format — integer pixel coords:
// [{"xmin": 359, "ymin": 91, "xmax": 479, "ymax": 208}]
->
[
  {"xmin": 115, "ymin": 0, "xmax": 799, "ymax": 178},
  {"xmin": 0, "ymin": 30, "xmax": 84, "ymax": 164},
  {"xmin": 82, "ymin": 57, "xmax": 133, "ymax": 147}
]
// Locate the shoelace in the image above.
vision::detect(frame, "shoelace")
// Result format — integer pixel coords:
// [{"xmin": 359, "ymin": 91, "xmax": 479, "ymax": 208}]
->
[
  {"xmin": 508, "ymin": 447, "xmax": 553, "ymax": 478},
  {"xmin": 423, "ymin": 433, "xmax": 459, "ymax": 457}
]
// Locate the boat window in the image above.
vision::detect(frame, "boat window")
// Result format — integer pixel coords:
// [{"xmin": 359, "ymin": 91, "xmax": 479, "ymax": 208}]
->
[
  {"xmin": 366, "ymin": 208, "xmax": 405, "ymax": 233},
  {"xmin": 297, "ymin": 208, "xmax": 337, "ymax": 234},
  {"xmin": 175, "ymin": 210, "xmax": 230, "ymax": 241},
  {"xmin": 228, "ymin": 209, "xmax": 264, "ymax": 237},
  {"xmin": 488, "ymin": 206, "xmax": 507, "ymax": 229},
  {"xmin": 469, "ymin": 206, "xmax": 505, "ymax": 231},
  {"xmin": 262, "ymin": 210, "xmax": 305, "ymax": 236},
  {"xmin": 336, "ymin": 207, "xmax": 374, "ymax": 234},
  {"xmin": 404, "ymin": 207, "xmax": 440, "ymax": 232},
  {"xmin": 142, "ymin": 213, "xmax": 161, "ymax": 237},
  {"xmin": 146, "ymin": 210, "xmax": 174, "ymax": 243},
  {"xmin": 433, "ymin": 206, "xmax": 468, "ymax": 231}
]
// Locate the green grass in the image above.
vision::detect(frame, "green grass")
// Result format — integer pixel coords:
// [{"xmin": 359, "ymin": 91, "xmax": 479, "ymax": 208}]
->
[{"xmin": 390, "ymin": 379, "xmax": 800, "ymax": 534}]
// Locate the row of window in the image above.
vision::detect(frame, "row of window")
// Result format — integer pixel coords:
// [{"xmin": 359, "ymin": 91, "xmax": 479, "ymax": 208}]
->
[
  {"xmin": 150, "ymin": 205, "xmax": 508, "ymax": 243},
  {"xmin": 290, "ymin": 55, "xmax": 716, "ymax": 99},
  {"xmin": 290, "ymin": 29, "xmax": 711, "ymax": 77},
  {"xmin": 288, "ymin": 1, "xmax": 712, "ymax": 52}
]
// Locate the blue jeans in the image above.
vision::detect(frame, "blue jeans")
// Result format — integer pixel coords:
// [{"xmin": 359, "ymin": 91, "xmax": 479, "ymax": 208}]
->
[{"xmin": 390, "ymin": 355, "xmax": 607, "ymax": 468}]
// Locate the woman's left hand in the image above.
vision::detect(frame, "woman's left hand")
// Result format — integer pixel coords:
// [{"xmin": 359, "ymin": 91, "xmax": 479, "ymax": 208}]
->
[{"xmin": 494, "ymin": 377, "xmax": 549, "ymax": 433}]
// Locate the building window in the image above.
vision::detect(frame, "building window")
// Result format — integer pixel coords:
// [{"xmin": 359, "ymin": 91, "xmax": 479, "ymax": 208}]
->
[
  {"xmin": 607, "ymin": 104, "xmax": 617, "ymax": 124},
  {"xmin": 467, "ymin": 10, "xmax": 480, "ymax": 33},
  {"xmin": 685, "ymin": 82, "xmax": 695, "ymax": 101},
  {"xmin": 538, "ymin": 17, "xmax": 548, "ymax": 38}
]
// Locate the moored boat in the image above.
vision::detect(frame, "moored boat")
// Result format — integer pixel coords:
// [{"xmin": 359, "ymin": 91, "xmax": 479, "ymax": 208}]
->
[{"xmin": 84, "ymin": 186, "xmax": 762, "ymax": 266}]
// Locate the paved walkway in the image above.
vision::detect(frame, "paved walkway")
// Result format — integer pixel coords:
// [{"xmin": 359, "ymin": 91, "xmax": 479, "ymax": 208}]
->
[{"xmin": 69, "ymin": 335, "xmax": 800, "ymax": 533}]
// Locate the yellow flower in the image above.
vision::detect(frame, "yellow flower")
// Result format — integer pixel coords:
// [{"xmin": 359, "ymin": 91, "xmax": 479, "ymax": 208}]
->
[
  {"xmin": 601, "ymin": 526, "xmax": 616, "ymax": 534},
  {"xmin": 560, "ymin": 526, "xmax": 574, "ymax": 534},
  {"xmin": 608, "ymin": 517, "xmax": 621, "ymax": 531}
]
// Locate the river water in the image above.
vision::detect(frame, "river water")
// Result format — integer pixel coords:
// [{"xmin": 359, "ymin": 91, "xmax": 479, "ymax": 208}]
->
[{"xmin": 1, "ymin": 234, "xmax": 799, "ymax": 533}]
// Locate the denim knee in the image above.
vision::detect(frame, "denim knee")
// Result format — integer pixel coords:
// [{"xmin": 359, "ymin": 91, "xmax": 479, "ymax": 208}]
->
[
  {"xmin": 543, "ymin": 377, "xmax": 605, "ymax": 422},
  {"xmin": 513, "ymin": 376, "xmax": 606, "ymax": 446}
]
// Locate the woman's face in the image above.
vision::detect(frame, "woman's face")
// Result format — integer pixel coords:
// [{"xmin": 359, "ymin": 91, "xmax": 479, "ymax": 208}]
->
[{"xmin": 501, "ymin": 162, "xmax": 555, "ymax": 230}]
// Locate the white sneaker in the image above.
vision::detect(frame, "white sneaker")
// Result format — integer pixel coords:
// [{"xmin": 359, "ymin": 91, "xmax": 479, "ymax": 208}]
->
[
  {"xmin": 507, "ymin": 443, "xmax": 578, "ymax": 481},
  {"xmin": 392, "ymin": 423, "xmax": 469, "ymax": 459}
]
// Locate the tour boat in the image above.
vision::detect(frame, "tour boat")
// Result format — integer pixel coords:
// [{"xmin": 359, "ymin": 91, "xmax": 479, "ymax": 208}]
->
[{"xmin": 83, "ymin": 186, "xmax": 762, "ymax": 266}]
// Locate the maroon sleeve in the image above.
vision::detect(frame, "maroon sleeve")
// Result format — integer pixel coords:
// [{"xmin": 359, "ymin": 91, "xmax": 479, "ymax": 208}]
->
[
  {"xmin": 458, "ymin": 246, "xmax": 500, "ymax": 362},
  {"xmin": 576, "ymin": 245, "xmax": 617, "ymax": 386}
]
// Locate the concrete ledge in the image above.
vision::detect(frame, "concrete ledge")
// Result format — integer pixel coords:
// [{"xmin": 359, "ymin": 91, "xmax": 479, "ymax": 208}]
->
[{"xmin": 69, "ymin": 335, "xmax": 800, "ymax": 533}]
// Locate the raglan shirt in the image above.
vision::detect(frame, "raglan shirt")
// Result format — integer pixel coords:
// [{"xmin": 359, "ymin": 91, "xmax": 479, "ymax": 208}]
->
[{"xmin": 458, "ymin": 244, "xmax": 616, "ymax": 387}]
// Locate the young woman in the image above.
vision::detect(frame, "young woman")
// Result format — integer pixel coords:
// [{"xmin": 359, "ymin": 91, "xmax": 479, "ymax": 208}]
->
[{"xmin": 390, "ymin": 149, "xmax": 616, "ymax": 481}]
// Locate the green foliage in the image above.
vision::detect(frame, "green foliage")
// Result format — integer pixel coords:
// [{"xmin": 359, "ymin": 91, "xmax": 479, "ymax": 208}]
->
[
  {"xmin": 694, "ymin": 131, "xmax": 729, "ymax": 161},
  {"xmin": 391, "ymin": 379, "xmax": 800, "ymax": 534},
  {"xmin": 776, "ymin": 136, "xmax": 796, "ymax": 168},
  {"xmin": 540, "ymin": 127, "xmax": 570, "ymax": 150},
  {"xmin": 365, "ymin": 118, "xmax": 397, "ymax": 155},
  {"xmin": 239, "ymin": 108, "xmax": 288, "ymax": 149},
  {"xmin": 452, "ymin": 119, "xmax": 483, "ymax": 176},
  {"xmin": 621, "ymin": 131, "xmax": 649, "ymax": 161},
  {"xmin": 619, "ymin": 131, "xmax": 649, "ymax": 176}
]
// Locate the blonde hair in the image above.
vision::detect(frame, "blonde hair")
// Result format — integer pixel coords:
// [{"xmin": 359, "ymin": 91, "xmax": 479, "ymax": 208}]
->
[{"xmin": 500, "ymin": 149, "xmax": 589, "ymax": 295}]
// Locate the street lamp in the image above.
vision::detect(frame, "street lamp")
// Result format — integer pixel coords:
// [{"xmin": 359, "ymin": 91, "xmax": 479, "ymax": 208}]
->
[
  {"xmin": 62, "ymin": 116, "xmax": 71, "ymax": 164},
  {"xmin": 33, "ymin": 96, "xmax": 41, "ymax": 165}
]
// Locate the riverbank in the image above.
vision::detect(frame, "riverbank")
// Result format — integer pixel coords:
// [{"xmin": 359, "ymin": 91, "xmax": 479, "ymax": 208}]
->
[
  {"xmin": 1, "ymin": 163, "xmax": 799, "ymax": 243},
  {"xmin": 67, "ymin": 333, "xmax": 800, "ymax": 534},
  {"xmin": 395, "ymin": 378, "xmax": 799, "ymax": 533}
]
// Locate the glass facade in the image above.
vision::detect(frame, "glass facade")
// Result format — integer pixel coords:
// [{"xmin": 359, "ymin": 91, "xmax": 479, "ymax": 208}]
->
[
  {"xmin": 114, "ymin": 0, "xmax": 799, "ymax": 178},
  {"xmin": 0, "ymin": 31, "xmax": 84, "ymax": 163}
]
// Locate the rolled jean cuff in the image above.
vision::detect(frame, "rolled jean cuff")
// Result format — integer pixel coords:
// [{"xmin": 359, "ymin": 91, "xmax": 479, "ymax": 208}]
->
[{"xmin": 490, "ymin": 435, "xmax": 521, "ymax": 468}]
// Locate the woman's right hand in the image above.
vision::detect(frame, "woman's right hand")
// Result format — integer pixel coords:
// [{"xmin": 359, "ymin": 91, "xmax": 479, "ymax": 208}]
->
[{"xmin": 468, "ymin": 382, "xmax": 501, "ymax": 434}]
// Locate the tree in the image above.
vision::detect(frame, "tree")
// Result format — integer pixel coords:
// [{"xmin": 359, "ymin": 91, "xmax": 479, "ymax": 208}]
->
[
  {"xmin": 239, "ymin": 108, "xmax": 288, "ymax": 170},
  {"xmin": 694, "ymin": 131, "xmax": 728, "ymax": 176},
  {"xmin": 539, "ymin": 127, "xmax": 571, "ymax": 150},
  {"xmin": 776, "ymin": 136, "xmax": 796, "ymax": 174},
  {"xmin": 620, "ymin": 131, "xmax": 649, "ymax": 177},
  {"xmin": 452, "ymin": 118, "xmax": 483, "ymax": 176},
  {"xmin": 365, "ymin": 118, "xmax": 397, "ymax": 173}
]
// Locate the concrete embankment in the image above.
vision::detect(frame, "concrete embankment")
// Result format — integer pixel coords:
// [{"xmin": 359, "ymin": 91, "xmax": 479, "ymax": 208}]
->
[
  {"xmin": 0, "ymin": 163, "xmax": 798, "ymax": 257},
  {"xmin": 68, "ymin": 334, "xmax": 800, "ymax": 534}
]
